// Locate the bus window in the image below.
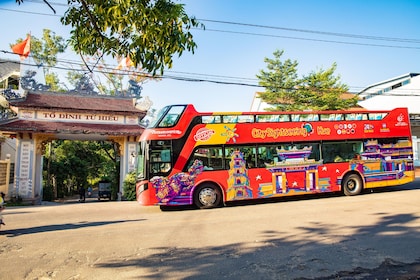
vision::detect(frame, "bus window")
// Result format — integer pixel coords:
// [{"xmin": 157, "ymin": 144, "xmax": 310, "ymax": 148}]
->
[
  {"xmin": 225, "ymin": 146, "xmax": 257, "ymax": 169},
  {"xmin": 345, "ymin": 113, "xmax": 368, "ymax": 121},
  {"xmin": 368, "ymin": 113, "xmax": 387, "ymax": 120},
  {"xmin": 306, "ymin": 143, "xmax": 321, "ymax": 161},
  {"xmin": 320, "ymin": 114, "xmax": 331, "ymax": 121},
  {"xmin": 278, "ymin": 115, "xmax": 290, "ymax": 122},
  {"xmin": 291, "ymin": 114, "xmax": 300, "ymax": 122},
  {"xmin": 150, "ymin": 141, "xmax": 173, "ymax": 176},
  {"xmin": 256, "ymin": 114, "xmax": 290, "ymax": 122},
  {"xmin": 277, "ymin": 143, "xmax": 321, "ymax": 163},
  {"xmin": 321, "ymin": 141, "xmax": 363, "ymax": 163},
  {"xmin": 223, "ymin": 115, "xmax": 239, "ymax": 123},
  {"xmin": 137, "ymin": 141, "xmax": 147, "ymax": 179},
  {"xmin": 346, "ymin": 114, "xmax": 355, "ymax": 120},
  {"xmin": 187, "ymin": 146, "xmax": 224, "ymax": 171},
  {"xmin": 256, "ymin": 115, "xmax": 279, "ymax": 122},
  {"xmin": 300, "ymin": 114, "xmax": 319, "ymax": 122},
  {"xmin": 202, "ymin": 115, "xmax": 221, "ymax": 124},
  {"xmin": 237, "ymin": 115, "xmax": 254, "ymax": 123},
  {"xmin": 257, "ymin": 145, "xmax": 278, "ymax": 167}
]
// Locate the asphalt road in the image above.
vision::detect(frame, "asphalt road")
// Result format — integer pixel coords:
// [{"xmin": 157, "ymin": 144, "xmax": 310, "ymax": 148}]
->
[{"xmin": 1, "ymin": 180, "xmax": 420, "ymax": 280}]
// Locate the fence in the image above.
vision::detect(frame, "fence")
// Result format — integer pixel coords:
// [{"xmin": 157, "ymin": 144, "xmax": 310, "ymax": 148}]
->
[{"xmin": 0, "ymin": 159, "xmax": 10, "ymax": 195}]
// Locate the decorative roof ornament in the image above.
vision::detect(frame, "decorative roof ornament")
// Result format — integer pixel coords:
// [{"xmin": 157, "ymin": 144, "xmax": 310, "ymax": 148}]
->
[{"xmin": 0, "ymin": 88, "xmax": 20, "ymax": 121}]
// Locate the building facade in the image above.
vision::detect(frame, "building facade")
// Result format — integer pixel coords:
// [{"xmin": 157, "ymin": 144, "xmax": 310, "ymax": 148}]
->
[{"xmin": 357, "ymin": 73, "xmax": 420, "ymax": 165}]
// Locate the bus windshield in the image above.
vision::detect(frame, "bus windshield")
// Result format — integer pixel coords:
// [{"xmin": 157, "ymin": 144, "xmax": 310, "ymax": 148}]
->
[{"xmin": 149, "ymin": 105, "xmax": 186, "ymax": 128}]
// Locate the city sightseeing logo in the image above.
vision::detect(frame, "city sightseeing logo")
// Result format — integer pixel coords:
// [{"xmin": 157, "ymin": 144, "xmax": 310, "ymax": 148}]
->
[
  {"xmin": 396, "ymin": 113, "xmax": 408, "ymax": 127},
  {"xmin": 302, "ymin": 123, "xmax": 313, "ymax": 135},
  {"xmin": 194, "ymin": 127, "xmax": 215, "ymax": 141}
]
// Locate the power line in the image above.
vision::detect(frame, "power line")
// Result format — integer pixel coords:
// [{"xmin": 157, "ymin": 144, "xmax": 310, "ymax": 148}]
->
[
  {"xmin": 0, "ymin": 50, "xmax": 263, "ymax": 88},
  {"xmin": 3, "ymin": 5, "xmax": 419, "ymax": 54},
  {"xmin": 4, "ymin": 3, "xmax": 420, "ymax": 45},
  {"xmin": 0, "ymin": 7, "xmax": 61, "ymax": 17},
  {"xmin": 4, "ymin": 50, "xmax": 420, "ymax": 93},
  {"xmin": 26, "ymin": 0, "xmax": 68, "ymax": 6},
  {"xmin": 2, "ymin": 5, "xmax": 420, "ymax": 47},
  {"xmin": 1, "ymin": 4, "xmax": 420, "ymax": 92},
  {"xmin": 202, "ymin": 28, "xmax": 420, "ymax": 50},
  {"xmin": 198, "ymin": 19, "xmax": 420, "ymax": 44}
]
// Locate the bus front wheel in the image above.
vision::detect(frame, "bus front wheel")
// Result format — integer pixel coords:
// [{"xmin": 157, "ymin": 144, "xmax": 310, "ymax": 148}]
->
[
  {"xmin": 194, "ymin": 184, "xmax": 222, "ymax": 209},
  {"xmin": 342, "ymin": 174, "xmax": 363, "ymax": 196}
]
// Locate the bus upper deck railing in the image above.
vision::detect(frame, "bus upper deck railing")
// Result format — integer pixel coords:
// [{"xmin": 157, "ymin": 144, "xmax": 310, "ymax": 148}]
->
[{"xmin": 201, "ymin": 112, "xmax": 387, "ymax": 124}]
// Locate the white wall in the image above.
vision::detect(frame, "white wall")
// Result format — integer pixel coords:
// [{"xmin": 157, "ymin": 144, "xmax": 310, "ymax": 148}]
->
[{"xmin": 0, "ymin": 138, "xmax": 16, "ymax": 162}]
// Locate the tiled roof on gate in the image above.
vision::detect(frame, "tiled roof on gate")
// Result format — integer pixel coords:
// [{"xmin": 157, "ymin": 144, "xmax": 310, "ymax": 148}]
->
[
  {"xmin": 0, "ymin": 59, "xmax": 20, "ymax": 81},
  {"xmin": 9, "ymin": 91, "xmax": 147, "ymax": 116},
  {"xmin": 0, "ymin": 119, "xmax": 144, "ymax": 136}
]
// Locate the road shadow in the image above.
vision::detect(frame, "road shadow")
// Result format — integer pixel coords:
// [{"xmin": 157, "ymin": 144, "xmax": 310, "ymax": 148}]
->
[
  {"xmin": 0, "ymin": 218, "xmax": 146, "ymax": 237},
  {"xmin": 370, "ymin": 178, "xmax": 420, "ymax": 193},
  {"xmin": 94, "ymin": 212, "xmax": 420, "ymax": 279}
]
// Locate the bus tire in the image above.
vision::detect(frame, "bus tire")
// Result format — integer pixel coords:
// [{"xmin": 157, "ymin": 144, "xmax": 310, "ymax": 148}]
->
[
  {"xmin": 342, "ymin": 173, "xmax": 363, "ymax": 196},
  {"xmin": 194, "ymin": 183, "xmax": 222, "ymax": 209}
]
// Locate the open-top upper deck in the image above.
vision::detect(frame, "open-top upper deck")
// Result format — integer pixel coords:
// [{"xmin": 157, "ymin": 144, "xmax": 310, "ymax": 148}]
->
[{"xmin": 142, "ymin": 104, "xmax": 412, "ymax": 144}]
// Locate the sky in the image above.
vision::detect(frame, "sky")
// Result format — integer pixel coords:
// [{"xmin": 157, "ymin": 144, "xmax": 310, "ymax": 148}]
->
[{"xmin": 1, "ymin": 0, "xmax": 420, "ymax": 113}]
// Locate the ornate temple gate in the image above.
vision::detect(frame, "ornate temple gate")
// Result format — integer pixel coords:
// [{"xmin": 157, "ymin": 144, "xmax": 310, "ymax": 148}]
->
[{"xmin": 0, "ymin": 91, "xmax": 146, "ymax": 203}]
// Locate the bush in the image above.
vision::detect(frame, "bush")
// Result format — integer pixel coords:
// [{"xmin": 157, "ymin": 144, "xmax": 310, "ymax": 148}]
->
[
  {"xmin": 43, "ymin": 184, "xmax": 54, "ymax": 201},
  {"xmin": 123, "ymin": 172, "xmax": 137, "ymax": 201}
]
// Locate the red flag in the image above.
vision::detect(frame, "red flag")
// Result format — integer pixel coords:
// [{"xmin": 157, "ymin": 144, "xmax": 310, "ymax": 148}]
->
[
  {"xmin": 12, "ymin": 35, "xmax": 31, "ymax": 60},
  {"xmin": 116, "ymin": 56, "xmax": 134, "ymax": 70}
]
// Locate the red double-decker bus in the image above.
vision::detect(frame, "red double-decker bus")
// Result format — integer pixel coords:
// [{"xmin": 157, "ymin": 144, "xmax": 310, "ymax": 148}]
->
[{"xmin": 136, "ymin": 104, "xmax": 414, "ymax": 209}]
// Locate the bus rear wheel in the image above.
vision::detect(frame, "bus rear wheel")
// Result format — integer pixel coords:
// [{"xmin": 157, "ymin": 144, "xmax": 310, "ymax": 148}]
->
[
  {"xmin": 194, "ymin": 184, "xmax": 222, "ymax": 209},
  {"xmin": 342, "ymin": 173, "xmax": 363, "ymax": 196}
]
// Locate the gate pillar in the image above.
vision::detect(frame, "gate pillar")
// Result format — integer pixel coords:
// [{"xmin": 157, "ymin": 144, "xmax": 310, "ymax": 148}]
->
[{"xmin": 109, "ymin": 135, "xmax": 139, "ymax": 200}]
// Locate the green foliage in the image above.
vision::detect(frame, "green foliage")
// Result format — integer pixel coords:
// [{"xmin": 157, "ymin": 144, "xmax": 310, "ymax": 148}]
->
[
  {"xmin": 42, "ymin": 182, "xmax": 54, "ymax": 201},
  {"xmin": 29, "ymin": 29, "xmax": 66, "ymax": 71},
  {"xmin": 257, "ymin": 50, "xmax": 358, "ymax": 111},
  {"xmin": 122, "ymin": 172, "xmax": 137, "ymax": 201},
  {"xmin": 61, "ymin": 0, "xmax": 203, "ymax": 75},
  {"xmin": 66, "ymin": 71, "xmax": 84, "ymax": 89},
  {"xmin": 43, "ymin": 140, "xmax": 118, "ymax": 199},
  {"xmin": 45, "ymin": 73, "xmax": 64, "ymax": 92},
  {"xmin": 256, "ymin": 50, "xmax": 300, "ymax": 111},
  {"xmin": 11, "ymin": 29, "xmax": 66, "ymax": 90},
  {"xmin": 299, "ymin": 63, "xmax": 358, "ymax": 110}
]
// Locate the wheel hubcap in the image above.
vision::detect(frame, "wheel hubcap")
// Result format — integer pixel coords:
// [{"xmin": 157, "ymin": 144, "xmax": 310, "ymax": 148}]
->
[
  {"xmin": 347, "ymin": 180, "xmax": 356, "ymax": 191},
  {"xmin": 199, "ymin": 188, "xmax": 217, "ymax": 206}
]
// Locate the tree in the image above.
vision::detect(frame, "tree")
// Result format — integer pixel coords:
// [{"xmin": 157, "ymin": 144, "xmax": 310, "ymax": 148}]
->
[
  {"xmin": 11, "ymin": 29, "xmax": 66, "ymax": 91},
  {"xmin": 49, "ymin": 0, "xmax": 202, "ymax": 75},
  {"xmin": 43, "ymin": 140, "xmax": 118, "ymax": 200},
  {"xmin": 122, "ymin": 172, "xmax": 137, "ymax": 201},
  {"xmin": 16, "ymin": 0, "xmax": 198, "ymax": 80},
  {"xmin": 256, "ymin": 50, "xmax": 300, "ymax": 111},
  {"xmin": 29, "ymin": 29, "xmax": 66, "ymax": 75},
  {"xmin": 256, "ymin": 50, "xmax": 358, "ymax": 111},
  {"xmin": 299, "ymin": 63, "xmax": 358, "ymax": 110}
]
